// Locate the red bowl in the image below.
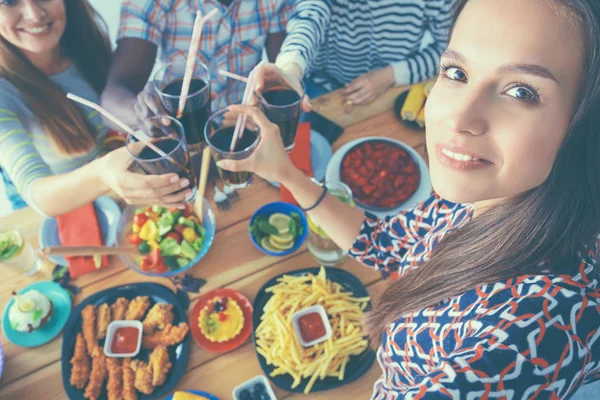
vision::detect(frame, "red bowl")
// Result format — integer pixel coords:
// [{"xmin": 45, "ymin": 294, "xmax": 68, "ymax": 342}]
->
[
  {"xmin": 189, "ymin": 288, "xmax": 253, "ymax": 352},
  {"xmin": 340, "ymin": 139, "xmax": 420, "ymax": 211}
]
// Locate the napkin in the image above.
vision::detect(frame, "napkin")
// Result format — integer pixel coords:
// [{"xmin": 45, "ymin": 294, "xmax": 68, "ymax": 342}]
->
[
  {"xmin": 281, "ymin": 122, "xmax": 313, "ymax": 205},
  {"xmin": 56, "ymin": 203, "xmax": 108, "ymax": 279}
]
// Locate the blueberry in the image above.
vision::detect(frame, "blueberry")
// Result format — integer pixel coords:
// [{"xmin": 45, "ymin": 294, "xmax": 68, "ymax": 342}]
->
[
  {"xmin": 254, "ymin": 383, "xmax": 265, "ymax": 393},
  {"xmin": 239, "ymin": 389, "xmax": 252, "ymax": 400}
]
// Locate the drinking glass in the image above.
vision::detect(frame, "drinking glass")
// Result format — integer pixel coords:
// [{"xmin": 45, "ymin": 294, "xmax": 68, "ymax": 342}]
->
[
  {"xmin": 126, "ymin": 116, "xmax": 198, "ymax": 202},
  {"xmin": 204, "ymin": 109, "xmax": 261, "ymax": 189},
  {"xmin": 0, "ymin": 229, "xmax": 42, "ymax": 276}
]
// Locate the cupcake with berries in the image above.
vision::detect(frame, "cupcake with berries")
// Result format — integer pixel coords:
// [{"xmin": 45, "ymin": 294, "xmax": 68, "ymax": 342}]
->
[{"xmin": 198, "ymin": 296, "xmax": 244, "ymax": 343}]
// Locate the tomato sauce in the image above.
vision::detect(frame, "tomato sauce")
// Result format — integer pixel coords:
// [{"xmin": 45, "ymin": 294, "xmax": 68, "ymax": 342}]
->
[
  {"xmin": 111, "ymin": 326, "xmax": 140, "ymax": 354},
  {"xmin": 298, "ymin": 312, "xmax": 326, "ymax": 342}
]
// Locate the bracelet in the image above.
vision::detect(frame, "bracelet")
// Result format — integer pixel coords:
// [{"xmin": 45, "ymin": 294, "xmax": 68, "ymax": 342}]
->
[{"xmin": 303, "ymin": 185, "xmax": 328, "ymax": 212}]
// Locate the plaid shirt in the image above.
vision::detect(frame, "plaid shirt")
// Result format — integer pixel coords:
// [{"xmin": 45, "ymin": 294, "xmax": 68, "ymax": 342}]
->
[{"xmin": 118, "ymin": 0, "xmax": 293, "ymax": 109}]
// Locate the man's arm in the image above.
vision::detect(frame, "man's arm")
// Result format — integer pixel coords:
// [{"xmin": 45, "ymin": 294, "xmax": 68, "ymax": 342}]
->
[
  {"xmin": 275, "ymin": 0, "xmax": 331, "ymax": 79},
  {"xmin": 100, "ymin": 38, "xmax": 158, "ymax": 128}
]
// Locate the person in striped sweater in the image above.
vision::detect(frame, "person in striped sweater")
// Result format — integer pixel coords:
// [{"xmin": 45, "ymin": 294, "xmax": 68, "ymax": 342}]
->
[
  {"xmin": 273, "ymin": 0, "xmax": 455, "ymax": 105},
  {"xmin": 0, "ymin": 0, "xmax": 191, "ymax": 216}
]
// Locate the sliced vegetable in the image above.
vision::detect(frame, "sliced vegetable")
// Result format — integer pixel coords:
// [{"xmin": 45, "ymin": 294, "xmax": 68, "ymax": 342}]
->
[
  {"xmin": 176, "ymin": 257, "xmax": 191, "ymax": 268},
  {"xmin": 126, "ymin": 233, "xmax": 142, "ymax": 246},
  {"xmin": 192, "ymin": 237, "xmax": 204, "ymax": 251},
  {"xmin": 159, "ymin": 238, "xmax": 181, "ymax": 257},
  {"xmin": 132, "ymin": 224, "xmax": 140, "ymax": 234},
  {"xmin": 140, "ymin": 257, "xmax": 152, "ymax": 271},
  {"xmin": 157, "ymin": 218, "xmax": 173, "ymax": 236},
  {"xmin": 147, "ymin": 239, "xmax": 159, "ymax": 249},
  {"xmin": 133, "ymin": 213, "xmax": 148, "ymax": 228},
  {"xmin": 138, "ymin": 241, "xmax": 151, "ymax": 254},
  {"xmin": 166, "ymin": 231, "xmax": 182, "ymax": 242},
  {"xmin": 139, "ymin": 220, "xmax": 158, "ymax": 241},
  {"xmin": 178, "ymin": 216, "xmax": 194, "ymax": 228},
  {"xmin": 171, "ymin": 210, "xmax": 183, "ymax": 222},
  {"xmin": 182, "ymin": 227, "xmax": 197, "ymax": 243},
  {"xmin": 195, "ymin": 223, "xmax": 206, "ymax": 238},
  {"xmin": 180, "ymin": 240, "xmax": 197, "ymax": 259},
  {"xmin": 152, "ymin": 205, "xmax": 165, "ymax": 213},
  {"xmin": 163, "ymin": 256, "xmax": 180, "ymax": 270}
]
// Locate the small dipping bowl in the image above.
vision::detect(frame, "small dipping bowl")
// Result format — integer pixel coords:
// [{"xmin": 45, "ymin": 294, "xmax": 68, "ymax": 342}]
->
[
  {"xmin": 103, "ymin": 320, "xmax": 143, "ymax": 358},
  {"xmin": 291, "ymin": 305, "xmax": 332, "ymax": 347}
]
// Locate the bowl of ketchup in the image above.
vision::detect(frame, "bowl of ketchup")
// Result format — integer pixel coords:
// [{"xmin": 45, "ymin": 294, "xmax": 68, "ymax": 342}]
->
[
  {"xmin": 292, "ymin": 305, "xmax": 332, "ymax": 347},
  {"xmin": 103, "ymin": 320, "xmax": 143, "ymax": 357}
]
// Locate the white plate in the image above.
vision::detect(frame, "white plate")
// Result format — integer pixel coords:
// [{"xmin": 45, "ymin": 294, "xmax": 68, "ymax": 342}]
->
[
  {"xmin": 325, "ymin": 137, "xmax": 432, "ymax": 218},
  {"xmin": 268, "ymin": 130, "xmax": 332, "ymax": 187}
]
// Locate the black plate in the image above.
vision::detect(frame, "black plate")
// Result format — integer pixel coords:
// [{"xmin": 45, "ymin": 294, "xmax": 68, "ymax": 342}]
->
[
  {"xmin": 340, "ymin": 139, "xmax": 421, "ymax": 212},
  {"xmin": 61, "ymin": 283, "xmax": 190, "ymax": 400},
  {"xmin": 252, "ymin": 267, "xmax": 376, "ymax": 393},
  {"xmin": 393, "ymin": 90, "xmax": 425, "ymax": 130}
]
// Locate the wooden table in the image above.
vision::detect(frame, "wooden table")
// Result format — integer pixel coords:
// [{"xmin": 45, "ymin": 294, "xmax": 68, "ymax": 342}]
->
[{"xmin": 0, "ymin": 86, "xmax": 426, "ymax": 400}]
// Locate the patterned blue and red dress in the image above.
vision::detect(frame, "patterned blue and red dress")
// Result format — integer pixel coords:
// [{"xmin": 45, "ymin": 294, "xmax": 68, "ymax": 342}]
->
[{"xmin": 349, "ymin": 194, "xmax": 600, "ymax": 399}]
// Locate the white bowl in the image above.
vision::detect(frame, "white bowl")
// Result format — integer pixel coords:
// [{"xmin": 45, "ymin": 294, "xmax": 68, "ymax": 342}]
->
[
  {"xmin": 291, "ymin": 305, "xmax": 332, "ymax": 347},
  {"xmin": 103, "ymin": 320, "xmax": 143, "ymax": 358},
  {"xmin": 232, "ymin": 375, "xmax": 277, "ymax": 400}
]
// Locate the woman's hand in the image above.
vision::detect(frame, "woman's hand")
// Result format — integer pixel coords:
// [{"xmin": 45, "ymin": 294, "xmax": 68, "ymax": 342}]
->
[
  {"xmin": 342, "ymin": 66, "xmax": 395, "ymax": 105},
  {"xmin": 253, "ymin": 63, "xmax": 312, "ymax": 112},
  {"xmin": 98, "ymin": 147, "xmax": 193, "ymax": 208},
  {"xmin": 215, "ymin": 105, "xmax": 299, "ymax": 184}
]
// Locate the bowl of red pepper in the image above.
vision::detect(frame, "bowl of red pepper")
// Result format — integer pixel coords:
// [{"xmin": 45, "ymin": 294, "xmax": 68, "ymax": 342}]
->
[{"xmin": 115, "ymin": 201, "xmax": 216, "ymax": 276}]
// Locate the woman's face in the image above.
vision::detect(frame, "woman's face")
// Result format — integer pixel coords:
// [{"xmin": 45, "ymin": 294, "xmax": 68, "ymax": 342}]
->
[
  {"xmin": 425, "ymin": 0, "xmax": 584, "ymax": 204},
  {"xmin": 0, "ymin": 0, "xmax": 66, "ymax": 57}
]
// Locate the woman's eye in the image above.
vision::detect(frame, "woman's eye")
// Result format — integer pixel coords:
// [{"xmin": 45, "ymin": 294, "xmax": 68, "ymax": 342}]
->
[
  {"xmin": 443, "ymin": 67, "xmax": 468, "ymax": 83},
  {"xmin": 0, "ymin": 0, "xmax": 17, "ymax": 7},
  {"xmin": 505, "ymin": 86, "xmax": 538, "ymax": 102}
]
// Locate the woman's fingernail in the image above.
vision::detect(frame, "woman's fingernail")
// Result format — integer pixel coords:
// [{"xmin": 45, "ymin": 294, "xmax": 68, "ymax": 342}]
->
[
  {"xmin": 180, "ymin": 179, "xmax": 190, "ymax": 188},
  {"xmin": 185, "ymin": 192, "xmax": 194, "ymax": 201},
  {"xmin": 216, "ymin": 161, "xmax": 225, "ymax": 168},
  {"xmin": 170, "ymin": 176, "xmax": 179, "ymax": 183},
  {"xmin": 178, "ymin": 205, "xmax": 186, "ymax": 210}
]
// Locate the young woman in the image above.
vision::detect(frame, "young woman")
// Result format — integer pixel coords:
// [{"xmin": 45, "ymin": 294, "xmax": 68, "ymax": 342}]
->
[
  {"xmin": 220, "ymin": 0, "xmax": 600, "ymax": 397},
  {"xmin": 0, "ymin": 0, "xmax": 192, "ymax": 217}
]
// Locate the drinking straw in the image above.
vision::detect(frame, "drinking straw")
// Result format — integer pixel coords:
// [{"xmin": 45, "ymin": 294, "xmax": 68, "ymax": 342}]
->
[
  {"xmin": 67, "ymin": 93, "xmax": 189, "ymax": 172},
  {"xmin": 229, "ymin": 61, "xmax": 264, "ymax": 152},
  {"xmin": 176, "ymin": 9, "xmax": 218, "ymax": 118},
  {"xmin": 218, "ymin": 70, "xmax": 248, "ymax": 83}
]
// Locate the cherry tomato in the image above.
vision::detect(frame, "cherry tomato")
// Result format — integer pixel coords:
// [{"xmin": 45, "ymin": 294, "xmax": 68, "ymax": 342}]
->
[
  {"xmin": 133, "ymin": 213, "xmax": 148, "ymax": 228},
  {"xmin": 126, "ymin": 234, "xmax": 142, "ymax": 246},
  {"xmin": 154, "ymin": 260, "xmax": 168, "ymax": 273}
]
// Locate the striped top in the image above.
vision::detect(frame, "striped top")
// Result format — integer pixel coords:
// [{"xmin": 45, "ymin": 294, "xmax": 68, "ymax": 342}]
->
[
  {"xmin": 117, "ymin": 0, "xmax": 293, "ymax": 110},
  {"xmin": 0, "ymin": 65, "xmax": 107, "ymax": 214},
  {"xmin": 348, "ymin": 194, "xmax": 600, "ymax": 399},
  {"xmin": 276, "ymin": 0, "xmax": 454, "ymax": 86}
]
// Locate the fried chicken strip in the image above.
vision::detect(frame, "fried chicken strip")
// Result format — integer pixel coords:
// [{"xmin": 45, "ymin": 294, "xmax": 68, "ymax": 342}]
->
[
  {"xmin": 84, "ymin": 353, "xmax": 107, "ymax": 400},
  {"xmin": 130, "ymin": 360, "xmax": 154, "ymax": 395},
  {"xmin": 81, "ymin": 304, "xmax": 100, "ymax": 357},
  {"xmin": 149, "ymin": 345, "xmax": 172, "ymax": 387},
  {"xmin": 69, "ymin": 333, "xmax": 90, "ymax": 389},
  {"xmin": 125, "ymin": 296, "xmax": 150, "ymax": 320},
  {"xmin": 111, "ymin": 297, "xmax": 129, "ymax": 321},
  {"xmin": 106, "ymin": 357, "xmax": 123, "ymax": 400},
  {"xmin": 96, "ymin": 303, "xmax": 111, "ymax": 340},
  {"xmin": 142, "ymin": 303, "xmax": 174, "ymax": 334},
  {"xmin": 142, "ymin": 322, "xmax": 189, "ymax": 349},
  {"xmin": 122, "ymin": 357, "xmax": 137, "ymax": 400}
]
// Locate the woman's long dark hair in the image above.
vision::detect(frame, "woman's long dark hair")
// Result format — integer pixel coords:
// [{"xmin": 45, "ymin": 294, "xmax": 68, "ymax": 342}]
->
[
  {"xmin": 0, "ymin": 0, "xmax": 111, "ymax": 155},
  {"xmin": 366, "ymin": 0, "xmax": 600, "ymax": 347}
]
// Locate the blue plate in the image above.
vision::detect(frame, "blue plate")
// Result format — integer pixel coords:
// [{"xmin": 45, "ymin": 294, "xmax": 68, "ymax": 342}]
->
[
  {"xmin": 39, "ymin": 196, "xmax": 122, "ymax": 266},
  {"xmin": 249, "ymin": 202, "xmax": 308, "ymax": 257},
  {"xmin": 163, "ymin": 390, "xmax": 219, "ymax": 399},
  {"xmin": 268, "ymin": 130, "xmax": 332, "ymax": 187},
  {"xmin": 2, "ymin": 281, "xmax": 72, "ymax": 348},
  {"xmin": 61, "ymin": 283, "xmax": 190, "ymax": 400},
  {"xmin": 252, "ymin": 267, "xmax": 376, "ymax": 393}
]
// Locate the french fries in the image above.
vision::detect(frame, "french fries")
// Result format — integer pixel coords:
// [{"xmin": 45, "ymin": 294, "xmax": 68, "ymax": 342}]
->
[{"xmin": 255, "ymin": 267, "xmax": 370, "ymax": 394}]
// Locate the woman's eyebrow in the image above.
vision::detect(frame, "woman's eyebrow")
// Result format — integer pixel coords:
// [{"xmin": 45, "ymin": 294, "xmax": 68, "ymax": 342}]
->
[{"xmin": 441, "ymin": 48, "xmax": 559, "ymax": 84}]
